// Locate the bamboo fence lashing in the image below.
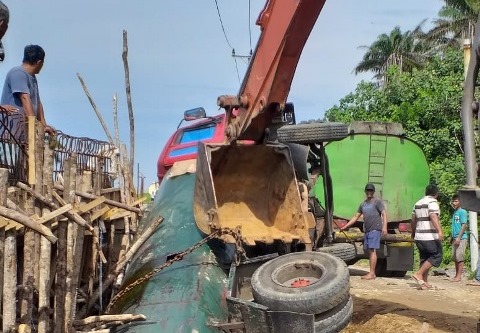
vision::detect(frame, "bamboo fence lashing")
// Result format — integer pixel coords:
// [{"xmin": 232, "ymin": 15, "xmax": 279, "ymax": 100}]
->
[{"xmin": 0, "ymin": 30, "xmax": 149, "ymax": 331}]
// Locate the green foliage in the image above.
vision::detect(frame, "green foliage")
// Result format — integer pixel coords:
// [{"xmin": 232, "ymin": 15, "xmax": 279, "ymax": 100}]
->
[{"xmin": 326, "ymin": 48, "xmax": 471, "ymax": 264}]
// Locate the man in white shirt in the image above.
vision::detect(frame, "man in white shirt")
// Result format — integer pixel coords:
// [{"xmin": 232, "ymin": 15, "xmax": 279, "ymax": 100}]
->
[{"xmin": 411, "ymin": 184, "xmax": 444, "ymax": 290}]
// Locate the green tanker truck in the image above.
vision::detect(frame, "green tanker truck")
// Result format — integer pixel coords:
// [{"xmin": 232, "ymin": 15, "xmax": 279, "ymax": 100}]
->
[{"xmin": 279, "ymin": 121, "xmax": 430, "ymax": 277}]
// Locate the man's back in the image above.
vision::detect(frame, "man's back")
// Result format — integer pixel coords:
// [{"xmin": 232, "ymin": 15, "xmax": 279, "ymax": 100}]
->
[{"xmin": 413, "ymin": 195, "xmax": 440, "ymax": 241}]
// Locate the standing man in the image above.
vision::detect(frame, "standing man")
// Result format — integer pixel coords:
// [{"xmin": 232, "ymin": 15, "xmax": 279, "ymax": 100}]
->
[
  {"xmin": 0, "ymin": 1, "xmax": 17, "ymax": 114},
  {"xmin": 450, "ymin": 194, "xmax": 468, "ymax": 282},
  {"xmin": 411, "ymin": 184, "xmax": 444, "ymax": 290},
  {"xmin": 341, "ymin": 183, "xmax": 387, "ymax": 280},
  {"xmin": 1, "ymin": 44, "xmax": 55, "ymax": 134}
]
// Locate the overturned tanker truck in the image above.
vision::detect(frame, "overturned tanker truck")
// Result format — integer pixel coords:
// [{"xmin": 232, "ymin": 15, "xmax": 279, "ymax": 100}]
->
[{"xmin": 109, "ymin": 1, "xmax": 353, "ymax": 332}]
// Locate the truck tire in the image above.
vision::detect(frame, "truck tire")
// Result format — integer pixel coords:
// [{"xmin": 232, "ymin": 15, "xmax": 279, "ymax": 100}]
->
[
  {"xmin": 251, "ymin": 252, "xmax": 350, "ymax": 314},
  {"xmin": 314, "ymin": 296, "xmax": 353, "ymax": 333},
  {"xmin": 316, "ymin": 243, "xmax": 356, "ymax": 262},
  {"xmin": 277, "ymin": 122, "xmax": 348, "ymax": 144}
]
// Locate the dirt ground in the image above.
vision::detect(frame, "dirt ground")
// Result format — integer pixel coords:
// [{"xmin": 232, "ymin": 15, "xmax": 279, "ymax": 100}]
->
[{"xmin": 342, "ymin": 265, "xmax": 480, "ymax": 333}]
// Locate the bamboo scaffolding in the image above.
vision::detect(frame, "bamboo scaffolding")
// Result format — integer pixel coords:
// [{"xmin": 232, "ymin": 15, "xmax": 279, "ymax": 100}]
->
[
  {"xmin": 38, "ymin": 144, "xmax": 54, "ymax": 333},
  {"xmin": 53, "ymin": 184, "xmax": 141, "ymax": 214},
  {"xmin": 65, "ymin": 156, "xmax": 77, "ymax": 332},
  {"xmin": 54, "ymin": 156, "xmax": 73, "ymax": 333},
  {"xmin": 3, "ymin": 168, "xmax": 16, "ymax": 332},
  {"xmin": 86, "ymin": 216, "xmax": 163, "ymax": 313},
  {"xmin": 0, "ymin": 169, "xmax": 7, "ymax": 328},
  {"xmin": 0, "ymin": 206, "xmax": 57, "ymax": 242},
  {"xmin": 16, "ymin": 181, "xmax": 93, "ymax": 230}
]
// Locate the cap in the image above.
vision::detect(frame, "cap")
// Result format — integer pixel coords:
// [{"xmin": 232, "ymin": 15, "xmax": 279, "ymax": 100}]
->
[{"xmin": 365, "ymin": 183, "xmax": 375, "ymax": 191}]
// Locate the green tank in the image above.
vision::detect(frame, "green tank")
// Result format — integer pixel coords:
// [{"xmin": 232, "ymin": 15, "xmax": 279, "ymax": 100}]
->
[
  {"xmin": 109, "ymin": 171, "xmax": 229, "ymax": 332},
  {"xmin": 314, "ymin": 122, "xmax": 429, "ymax": 222}
]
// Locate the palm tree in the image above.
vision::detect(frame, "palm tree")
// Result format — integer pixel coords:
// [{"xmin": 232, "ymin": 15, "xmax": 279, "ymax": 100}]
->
[
  {"xmin": 425, "ymin": 0, "xmax": 479, "ymax": 48},
  {"xmin": 354, "ymin": 25, "xmax": 428, "ymax": 81}
]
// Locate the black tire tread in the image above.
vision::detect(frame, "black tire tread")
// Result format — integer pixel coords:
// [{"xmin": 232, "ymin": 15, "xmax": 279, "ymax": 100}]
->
[
  {"xmin": 316, "ymin": 243, "xmax": 356, "ymax": 262},
  {"xmin": 251, "ymin": 252, "xmax": 350, "ymax": 314},
  {"xmin": 314, "ymin": 296, "xmax": 353, "ymax": 333},
  {"xmin": 278, "ymin": 122, "xmax": 348, "ymax": 144}
]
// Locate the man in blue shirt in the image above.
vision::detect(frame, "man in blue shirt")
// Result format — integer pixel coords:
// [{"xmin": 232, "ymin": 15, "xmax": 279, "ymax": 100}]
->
[
  {"xmin": 450, "ymin": 194, "xmax": 468, "ymax": 282},
  {"xmin": 341, "ymin": 183, "xmax": 387, "ymax": 280},
  {"xmin": 1, "ymin": 44, "xmax": 55, "ymax": 137}
]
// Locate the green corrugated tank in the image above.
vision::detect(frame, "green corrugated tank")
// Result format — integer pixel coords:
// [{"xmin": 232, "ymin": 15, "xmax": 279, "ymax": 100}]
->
[
  {"xmin": 314, "ymin": 122, "xmax": 429, "ymax": 222},
  {"xmin": 109, "ymin": 172, "xmax": 229, "ymax": 332}
]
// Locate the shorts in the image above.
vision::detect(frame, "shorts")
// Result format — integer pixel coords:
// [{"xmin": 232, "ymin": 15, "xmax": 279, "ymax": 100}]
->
[
  {"xmin": 451, "ymin": 239, "xmax": 467, "ymax": 262},
  {"xmin": 415, "ymin": 240, "xmax": 443, "ymax": 267},
  {"xmin": 363, "ymin": 230, "xmax": 381, "ymax": 250}
]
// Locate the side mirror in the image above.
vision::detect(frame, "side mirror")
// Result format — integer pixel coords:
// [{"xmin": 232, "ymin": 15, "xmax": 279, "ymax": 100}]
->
[
  {"xmin": 177, "ymin": 107, "xmax": 207, "ymax": 129},
  {"xmin": 184, "ymin": 107, "xmax": 206, "ymax": 121}
]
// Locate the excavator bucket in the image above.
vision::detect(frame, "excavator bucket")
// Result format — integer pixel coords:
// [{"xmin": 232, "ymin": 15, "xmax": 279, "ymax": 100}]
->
[{"xmin": 194, "ymin": 142, "xmax": 314, "ymax": 246}]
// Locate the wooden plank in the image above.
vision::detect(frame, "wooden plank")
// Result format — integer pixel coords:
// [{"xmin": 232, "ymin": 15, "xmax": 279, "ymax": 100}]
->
[
  {"xmin": 103, "ymin": 209, "xmax": 131, "ymax": 221},
  {"xmin": 91, "ymin": 206, "xmax": 110, "ymax": 221},
  {"xmin": 0, "ymin": 218, "xmax": 9, "ymax": 228},
  {"xmin": 100, "ymin": 187, "xmax": 120, "ymax": 194},
  {"xmin": 131, "ymin": 196, "xmax": 147, "ymax": 206},
  {"xmin": 77, "ymin": 197, "xmax": 106, "ymax": 214},
  {"xmin": 34, "ymin": 204, "xmax": 73, "ymax": 225},
  {"xmin": 5, "ymin": 220, "xmax": 22, "ymax": 231}
]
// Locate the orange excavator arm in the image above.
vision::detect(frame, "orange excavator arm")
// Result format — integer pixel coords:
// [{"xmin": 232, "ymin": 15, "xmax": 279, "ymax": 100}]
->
[{"xmin": 217, "ymin": 0, "xmax": 327, "ymax": 143}]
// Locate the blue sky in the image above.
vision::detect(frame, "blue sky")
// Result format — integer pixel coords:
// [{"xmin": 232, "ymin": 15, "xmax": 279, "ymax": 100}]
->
[{"xmin": 0, "ymin": 0, "xmax": 443, "ymax": 187}]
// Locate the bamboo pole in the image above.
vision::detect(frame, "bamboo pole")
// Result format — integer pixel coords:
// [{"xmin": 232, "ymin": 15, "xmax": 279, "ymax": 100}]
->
[
  {"xmin": 74, "ymin": 313, "xmax": 146, "ymax": 327},
  {"xmin": 54, "ymin": 157, "xmax": 73, "ymax": 333},
  {"xmin": 76, "ymin": 74, "xmax": 114, "ymax": 145},
  {"xmin": 0, "ymin": 169, "xmax": 7, "ymax": 326},
  {"xmin": 53, "ymin": 184, "xmax": 141, "ymax": 214},
  {"xmin": 38, "ymin": 144, "xmax": 54, "ymax": 333},
  {"xmin": 65, "ymin": 156, "xmax": 77, "ymax": 332},
  {"xmin": 0, "ymin": 206, "xmax": 57, "ymax": 243},
  {"xmin": 122, "ymin": 30, "xmax": 135, "ymax": 180},
  {"xmin": 86, "ymin": 217, "xmax": 163, "ymax": 313},
  {"xmin": 2, "ymin": 169, "xmax": 16, "ymax": 332},
  {"xmin": 16, "ymin": 181, "xmax": 93, "ymax": 230}
]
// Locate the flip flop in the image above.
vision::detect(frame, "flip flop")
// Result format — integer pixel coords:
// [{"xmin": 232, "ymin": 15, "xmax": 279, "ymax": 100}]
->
[
  {"xmin": 411, "ymin": 275, "xmax": 425, "ymax": 286},
  {"xmin": 419, "ymin": 283, "xmax": 430, "ymax": 290}
]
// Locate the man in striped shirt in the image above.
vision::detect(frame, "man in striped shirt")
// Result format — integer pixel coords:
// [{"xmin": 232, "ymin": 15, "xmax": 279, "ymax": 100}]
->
[{"xmin": 411, "ymin": 184, "xmax": 444, "ymax": 290}]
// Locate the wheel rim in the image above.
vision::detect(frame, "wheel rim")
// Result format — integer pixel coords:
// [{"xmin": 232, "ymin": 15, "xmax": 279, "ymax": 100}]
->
[{"xmin": 271, "ymin": 261, "xmax": 324, "ymax": 288}]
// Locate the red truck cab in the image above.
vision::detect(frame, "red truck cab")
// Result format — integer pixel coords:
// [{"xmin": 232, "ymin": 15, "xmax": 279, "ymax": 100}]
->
[{"xmin": 157, "ymin": 109, "xmax": 225, "ymax": 182}]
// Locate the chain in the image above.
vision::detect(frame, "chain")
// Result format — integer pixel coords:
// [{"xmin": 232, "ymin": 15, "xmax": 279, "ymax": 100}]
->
[{"xmin": 105, "ymin": 227, "xmax": 245, "ymax": 314}]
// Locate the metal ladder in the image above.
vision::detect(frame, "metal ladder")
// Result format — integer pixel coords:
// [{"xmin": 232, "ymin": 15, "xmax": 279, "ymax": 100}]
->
[{"xmin": 367, "ymin": 126, "xmax": 388, "ymax": 199}]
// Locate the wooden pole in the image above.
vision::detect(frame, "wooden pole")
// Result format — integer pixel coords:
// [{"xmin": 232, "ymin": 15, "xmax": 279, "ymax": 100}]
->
[
  {"xmin": 38, "ymin": 144, "xmax": 54, "ymax": 333},
  {"xmin": 0, "ymin": 206, "xmax": 57, "ymax": 243},
  {"xmin": 74, "ymin": 313, "xmax": 146, "ymax": 327},
  {"xmin": 87, "ymin": 217, "xmax": 163, "ymax": 313},
  {"xmin": 122, "ymin": 30, "xmax": 135, "ymax": 180},
  {"xmin": 54, "ymin": 157, "xmax": 72, "ymax": 333},
  {"xmin": 2, "ymin": 169, "xmax": 16, "ymax": 332},
  {"xmin": 0, "ymin": 169, "xmax": 8, "ymax": 328},
  {"xmin": 53, "ymin": 184, "xmax": 141, "ymax": 214},
  {"xmin": 76, "ymin": 73, "xmax": 114, "ymax": 145},
  {"xmin": 65, "ymin": 156, "xmax": 77, "ymax": 332},
  {"xmin": 16, "ymin": 181, "xmax": 93, "ymax": 230}
]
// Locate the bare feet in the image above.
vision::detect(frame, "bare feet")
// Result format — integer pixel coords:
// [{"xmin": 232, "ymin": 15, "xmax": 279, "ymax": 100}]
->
[
  {"xmin": 450, "ymin": 277, "xmax": 461, "ymax": 282},
  {"xmin": 466, "ymin": 280, "xmax": 480, "ymax": 286},
  {"xmin": 361, "ymin": 274, "xmax": 376, "ymax": 280}
]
